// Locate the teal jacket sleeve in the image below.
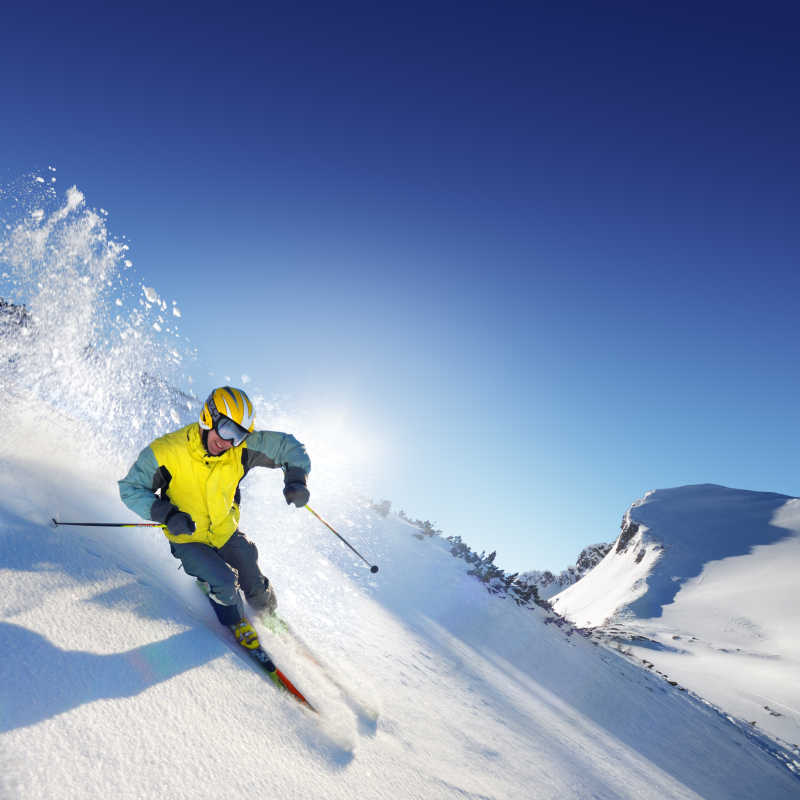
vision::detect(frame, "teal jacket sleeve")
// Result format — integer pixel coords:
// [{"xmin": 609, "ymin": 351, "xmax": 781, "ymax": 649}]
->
[
  {"xmin": 243, "ymin": 431, "xmax": 311, "ymax": 477},
  {"xmin": 118, "ymin": 446, "xmax": 161, "ymax": 520}
]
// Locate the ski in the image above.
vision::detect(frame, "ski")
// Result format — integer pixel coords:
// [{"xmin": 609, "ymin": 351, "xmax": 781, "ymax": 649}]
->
[
  {"xmin": 258, "ymin": 611, "xmax": 379, "ymax": 722},
  {"xmin": 194, "ymin": 580, "xmax": 315, "ymax": 712},
  {"xmin": 229, "ymin": 630, "xmax": 316, "ymax": 713}
]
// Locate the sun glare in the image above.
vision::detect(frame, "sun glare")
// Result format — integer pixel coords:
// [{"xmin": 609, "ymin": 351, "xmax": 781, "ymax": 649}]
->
[{"xmin": 304, "ymin": 409, "xmax": 380, "ymax": 473}]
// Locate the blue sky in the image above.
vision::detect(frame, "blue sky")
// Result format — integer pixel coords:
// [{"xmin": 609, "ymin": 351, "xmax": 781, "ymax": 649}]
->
[{"xmin": 3, "ymin": 3, "xmax": 799, "ymax": 571}]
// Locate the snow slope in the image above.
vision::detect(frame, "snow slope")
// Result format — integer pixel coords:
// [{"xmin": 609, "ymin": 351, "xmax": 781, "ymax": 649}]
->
[
  {"xmin": 1, "ymin": 182, "xmax": 799, "ymax": 798},
  {"xmin": 551, "ymin": 484, "xmax": 800, "ymax": 747},
  {"xmin": 1, "ymin": 409, "xmax": 799, "ymax": 799}
]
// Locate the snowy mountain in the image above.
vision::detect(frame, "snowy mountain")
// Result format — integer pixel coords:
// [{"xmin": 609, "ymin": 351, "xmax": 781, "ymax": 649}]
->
[
  {"xmin": 518, "ymin": 542, "xmax": 613, "ymax": 600},
  {"xmin": 551, "ymin": 484, "xmax": 800, "ymax": 747},
  {"xmin": 2, "ymin": 183, "xmax": 800, "ymax": 798}
]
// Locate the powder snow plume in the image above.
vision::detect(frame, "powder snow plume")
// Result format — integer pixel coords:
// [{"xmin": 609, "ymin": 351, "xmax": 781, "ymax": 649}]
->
[
  {"xmin": 0, "ymin": 174, "xmax": 198, "ymax": 460},
  {"xmin": 0, "ymin": 173, "xmax": 374, "ymax": 502}
]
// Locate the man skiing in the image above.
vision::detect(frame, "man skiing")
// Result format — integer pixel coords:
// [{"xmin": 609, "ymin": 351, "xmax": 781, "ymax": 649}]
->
[{"xmin": 118, "ymin": 386, "xmax": 310, "ymax": 650}]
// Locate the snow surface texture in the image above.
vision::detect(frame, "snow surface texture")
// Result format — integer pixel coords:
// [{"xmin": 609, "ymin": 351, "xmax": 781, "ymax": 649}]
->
[
  {"xmin": 1, "ymin": 181, "xmax": 799, "ymax": 798},
  {"xmin": 552, "ymin": 484, "xmax": 800, "ymax": 748}
]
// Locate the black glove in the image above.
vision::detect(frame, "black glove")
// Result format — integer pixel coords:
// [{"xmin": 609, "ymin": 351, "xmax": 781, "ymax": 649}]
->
[
  {"xmin": 284, "ymin": 483, "xmax": 310, "ymax": 507},
  {"xmin": 165, "ymin": 509, "xmax": 196, "ymax": 536},
  {"xmin": 283, "ymin": 467, "xmax": 310, "ymax": 507},
  {"xmin": 151, "ymin": 498, "xmax": 195, "ymax": 536}
]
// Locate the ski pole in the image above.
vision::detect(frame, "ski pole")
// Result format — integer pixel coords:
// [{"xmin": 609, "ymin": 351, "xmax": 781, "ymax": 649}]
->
[
  {"xmin": 305, "ymin": 505, "xmax": 379, "ymax": 573},
  {"xmin": 50, "ymin": 518, "xmax": 166, "ymax": 529}
]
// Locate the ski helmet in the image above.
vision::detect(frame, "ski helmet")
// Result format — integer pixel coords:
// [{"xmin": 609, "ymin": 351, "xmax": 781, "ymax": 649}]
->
[{"xmin": 199, "ymin": 386, "xmax": 256, "ymax": 442}]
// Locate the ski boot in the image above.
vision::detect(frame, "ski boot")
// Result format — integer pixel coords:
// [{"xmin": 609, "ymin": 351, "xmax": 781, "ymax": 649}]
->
[
  {"xmin": 230, "ymin": 618, "xmax": 260, "ymax": 650},
  {"xmin": 245, "ymin": 576, "xmax": 277, "ymax": 616}
]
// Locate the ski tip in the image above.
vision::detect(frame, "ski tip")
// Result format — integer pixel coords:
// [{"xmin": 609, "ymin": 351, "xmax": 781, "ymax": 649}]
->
[
  {"xmin": 274, "ymin": 667, "xmax": 317, "ymax": 713},
  {"xmin": 49, "ymin": 517, "xmax": 59, "ymax": 528}
]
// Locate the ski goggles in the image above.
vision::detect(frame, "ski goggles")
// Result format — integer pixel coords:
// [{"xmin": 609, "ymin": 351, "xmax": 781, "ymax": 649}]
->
[{"xmin": 214, "ymin": 415, "xmax": 251, "ymax": 446}]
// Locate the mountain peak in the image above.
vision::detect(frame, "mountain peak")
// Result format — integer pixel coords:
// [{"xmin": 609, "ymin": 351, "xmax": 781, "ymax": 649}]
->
[{"xmin": 550, "ymin": 483, "xmax": 800, "ymax": 746}]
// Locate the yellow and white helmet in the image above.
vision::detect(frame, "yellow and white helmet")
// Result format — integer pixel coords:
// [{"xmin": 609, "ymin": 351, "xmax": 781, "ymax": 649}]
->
[{"xmin": 199, "ymin": 386, "xmax": 256, "ymax": 444}]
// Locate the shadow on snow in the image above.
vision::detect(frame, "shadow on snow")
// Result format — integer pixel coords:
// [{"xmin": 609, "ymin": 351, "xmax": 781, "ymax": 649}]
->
[{"xmin": 0, "ymin": 621, "xmax": 218, "ymax": 733}]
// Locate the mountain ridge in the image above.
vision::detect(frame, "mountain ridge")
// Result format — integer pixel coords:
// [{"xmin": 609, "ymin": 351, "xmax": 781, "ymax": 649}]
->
[{"xmin": 551, "ymin": 483, "xmax": 800, "ymax": 746}]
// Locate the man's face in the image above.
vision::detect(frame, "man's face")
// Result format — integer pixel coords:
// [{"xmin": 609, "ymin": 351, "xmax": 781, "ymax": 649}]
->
[{"xmin": 207, "ymin": 427, "xmax": 234, "ymax": 456}]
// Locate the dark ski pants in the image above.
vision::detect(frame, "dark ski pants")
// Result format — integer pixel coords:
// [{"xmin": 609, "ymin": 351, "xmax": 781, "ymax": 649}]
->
[{"xmin": 170, "ymin": 530, "xmax": 269, "ymax": 626}]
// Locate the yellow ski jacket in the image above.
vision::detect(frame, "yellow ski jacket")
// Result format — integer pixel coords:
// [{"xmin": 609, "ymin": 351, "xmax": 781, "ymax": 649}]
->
[{"xmin": 118, "ymin": 423, "xmax": 310, "ymax": 548}]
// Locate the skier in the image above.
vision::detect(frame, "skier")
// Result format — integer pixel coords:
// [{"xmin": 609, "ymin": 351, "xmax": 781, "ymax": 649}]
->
[{"xmin": 118, "ymin": 386, "xmax": 310, "ymax": 649}]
